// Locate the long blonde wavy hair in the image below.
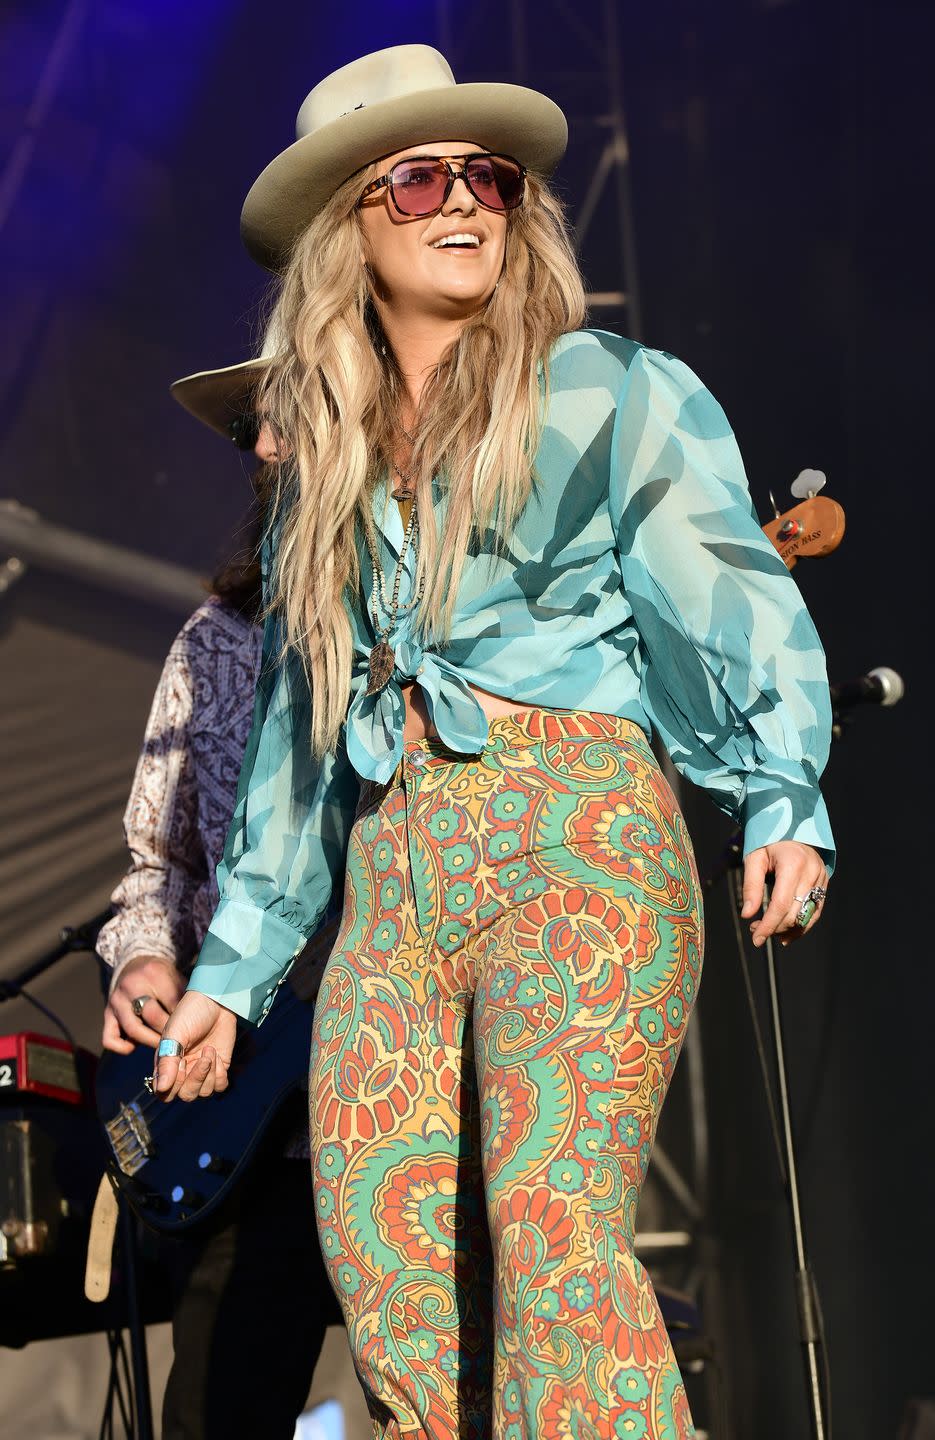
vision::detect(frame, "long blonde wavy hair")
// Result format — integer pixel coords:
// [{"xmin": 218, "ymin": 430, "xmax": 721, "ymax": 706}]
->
[{"xmin": 259, "ymin": 160, "xmax": 586, "ymax": 756}]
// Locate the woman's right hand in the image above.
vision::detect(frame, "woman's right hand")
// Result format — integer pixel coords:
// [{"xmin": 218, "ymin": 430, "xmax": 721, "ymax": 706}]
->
[{"xmin": 153, "ymin": 990, "xmax": 237, "ymax": 1103}]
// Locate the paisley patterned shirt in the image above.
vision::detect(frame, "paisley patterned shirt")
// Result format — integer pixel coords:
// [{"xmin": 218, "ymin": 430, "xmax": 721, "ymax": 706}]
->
[
  {"xmin": 187, "ymin": 329, "xmax": 835, "ymax": 1026},
  {"xmin": 96, "ymin": 597, "xmax": 263, "ymax": 981}
]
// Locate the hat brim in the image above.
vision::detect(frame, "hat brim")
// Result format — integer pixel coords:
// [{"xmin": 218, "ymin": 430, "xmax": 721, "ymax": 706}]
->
[
  {"xmin": 241, "ymin": 82, "xmax": 568, "ymax": 272},
  {"xmin": 170, "ymin": 358, "xmax": 268, "ymax": 440}
]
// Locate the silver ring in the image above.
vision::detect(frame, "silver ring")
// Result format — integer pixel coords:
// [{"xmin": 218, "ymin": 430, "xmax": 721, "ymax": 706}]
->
[
  {"xmin": 157, "ymin": 1037, "xmax": 184, "ymax": 1059},
  {"xmin": 807, "ymin": 885, "xmax": 827, "ymax": 903},
  {"xmin": 131, "ymin": 994, "xmax": 152, "ymax": 1019}
]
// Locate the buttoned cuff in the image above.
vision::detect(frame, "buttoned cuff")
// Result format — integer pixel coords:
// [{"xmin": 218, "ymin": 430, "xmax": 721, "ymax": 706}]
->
[
  {"xmin": 741, "ymin": 766, "xmax": 836, "ymax": 875},
  {"xmin": 186, "ymin": 900, "xmax": 310, "ymax": 1026}
]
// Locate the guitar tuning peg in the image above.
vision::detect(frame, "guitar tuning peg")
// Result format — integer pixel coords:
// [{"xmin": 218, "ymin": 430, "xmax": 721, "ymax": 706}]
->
[{"xmin": 790, "ymin": 468, "xmax": 827, "ymax": 500}]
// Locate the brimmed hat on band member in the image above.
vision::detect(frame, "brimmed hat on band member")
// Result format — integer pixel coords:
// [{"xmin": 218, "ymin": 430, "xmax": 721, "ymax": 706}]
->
[
  {"xmin": 170, "ymin": 355, "xmax": 266, "ymax": 444},
  {"xmin": 169, "ymin": 319, "xmax": 283, "ymax": 443},
  {"xmin": 241, "ymin": 43, "xmax": 569, "ymax": 272}
]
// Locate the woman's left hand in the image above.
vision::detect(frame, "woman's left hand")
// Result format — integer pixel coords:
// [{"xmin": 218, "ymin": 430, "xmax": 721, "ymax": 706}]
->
[{"xmin": 741, "ymin": 841, "xmax": 829, "ymax": 947}]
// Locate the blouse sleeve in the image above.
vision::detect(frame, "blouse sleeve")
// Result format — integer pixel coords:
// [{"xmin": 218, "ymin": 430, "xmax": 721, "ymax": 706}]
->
[
  {"xmin": 95, "ymin": 638, "xmax": 203, "ymax": 984},
  {"xmin": 186, "ymin": 532, "xmax": 360, "ymax": 1025},
  {"xmin": 609, "ymin": 346, "xmax": 835, "ymax": 870}
]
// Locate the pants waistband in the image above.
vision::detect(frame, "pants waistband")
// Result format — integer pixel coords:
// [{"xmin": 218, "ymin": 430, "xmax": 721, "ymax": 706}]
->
[
  {"xmin": 355, "ymin": 711, "xmax": 650, "ymax": 819},
  {"xmin": 404, "ymin": 708, "xmax": 647, "ymax": 756}
]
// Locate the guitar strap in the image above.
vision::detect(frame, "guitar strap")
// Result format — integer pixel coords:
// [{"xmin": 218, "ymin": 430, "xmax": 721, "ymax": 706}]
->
[{"xmin": 84, "ymin": 1173, "xmax": 119, "ymax": 1302}]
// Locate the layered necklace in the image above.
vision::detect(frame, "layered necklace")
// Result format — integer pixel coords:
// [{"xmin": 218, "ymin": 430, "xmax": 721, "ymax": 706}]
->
[{"xmin": 363, "ymin": 423, "xmax": 426, "ymax": 697}]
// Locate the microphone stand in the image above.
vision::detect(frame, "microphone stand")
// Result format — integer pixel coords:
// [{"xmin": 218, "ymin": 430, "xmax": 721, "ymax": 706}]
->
[
  {"xmin": 704, "ymin": 850, "xmax": 828, "ymax": 1439},
  {"xmin": 701, "ymin": 664, "xmax": 905, "ymax": 1435},
  {"xmin": 0, "ymin": 908, "xmax": 112, "ymax": 1001},
  {"xmin": 759, "ymin": 916, "xmax": 826, "ymax": 1439}
]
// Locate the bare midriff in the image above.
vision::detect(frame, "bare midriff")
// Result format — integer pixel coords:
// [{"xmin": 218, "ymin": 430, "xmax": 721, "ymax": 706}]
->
[{"xmin": 401, "ymin": 681, "xmax": 543, "ymax": 742}]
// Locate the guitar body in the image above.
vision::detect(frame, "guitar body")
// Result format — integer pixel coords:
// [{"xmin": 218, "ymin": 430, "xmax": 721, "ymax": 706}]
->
[{"xmin": 96, "ymin": 976, "xmax": 315, "ymax": 1234}]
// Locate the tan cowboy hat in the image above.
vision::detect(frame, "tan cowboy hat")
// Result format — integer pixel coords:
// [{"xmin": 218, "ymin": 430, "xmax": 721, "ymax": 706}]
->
[
  {"xmin": 169, "ymin": 357, "xmax": 266, "ymax": 442},
  {"xmin": 241, "ymin": 43, "xmax": 568, "ymax": 272},
  {"xmin": 169, "ymin": 319, "xmax": 283, "ymax": 442}
]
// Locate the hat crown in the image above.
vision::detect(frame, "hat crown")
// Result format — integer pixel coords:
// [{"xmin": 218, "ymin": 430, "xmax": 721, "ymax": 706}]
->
[{"xmin": 296, "ymin": 45, "xmax": 456, "ymax": 141}]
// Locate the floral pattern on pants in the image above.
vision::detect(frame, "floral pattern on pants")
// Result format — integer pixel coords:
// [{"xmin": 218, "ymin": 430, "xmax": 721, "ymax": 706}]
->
[{"xmin": 310, "ymin": 711, "xmax": 702, "ymax": 1439}]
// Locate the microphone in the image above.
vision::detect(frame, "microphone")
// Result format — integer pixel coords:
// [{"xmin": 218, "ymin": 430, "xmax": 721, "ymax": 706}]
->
[{"xmin": 830, "ymin": 666, "xmax": 905, "ymax": 711}]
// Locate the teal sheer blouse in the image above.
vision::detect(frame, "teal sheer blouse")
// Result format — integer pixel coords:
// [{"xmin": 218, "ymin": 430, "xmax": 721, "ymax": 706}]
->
[{"xmin": 187, "ymin": 330, "xmax": 835, "ymax": 1024}]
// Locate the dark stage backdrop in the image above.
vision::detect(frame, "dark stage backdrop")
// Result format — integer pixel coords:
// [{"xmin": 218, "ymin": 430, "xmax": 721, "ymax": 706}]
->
[{"xmin": 1, "ymin": 2, "xmax": 930, "ymax": 1436}]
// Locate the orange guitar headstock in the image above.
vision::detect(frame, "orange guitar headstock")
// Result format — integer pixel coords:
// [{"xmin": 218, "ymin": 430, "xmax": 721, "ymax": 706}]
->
[{"xmin": 762, "ymin": 494, "xmax": 846, "ymax": 570}]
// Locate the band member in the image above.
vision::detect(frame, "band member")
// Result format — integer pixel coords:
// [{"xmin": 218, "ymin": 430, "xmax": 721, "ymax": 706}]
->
[
  {"xmin": 97, "ymin": 347, "xmax": 340, "ymax": 1440},
  {"xmin": 154, "ymin": 45, "xmax": 834, "ymax": 1439}
]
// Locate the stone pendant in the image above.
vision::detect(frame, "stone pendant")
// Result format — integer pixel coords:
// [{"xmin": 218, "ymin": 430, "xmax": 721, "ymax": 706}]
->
[{"xmin": 365, "ymin": 640, "xmax": 396, "ymax": 697}]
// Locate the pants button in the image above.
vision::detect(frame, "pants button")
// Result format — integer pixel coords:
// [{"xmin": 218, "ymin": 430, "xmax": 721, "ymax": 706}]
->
[{"xmin": 408, "ymin": 751, "xmax": 425, "ymax": 770}]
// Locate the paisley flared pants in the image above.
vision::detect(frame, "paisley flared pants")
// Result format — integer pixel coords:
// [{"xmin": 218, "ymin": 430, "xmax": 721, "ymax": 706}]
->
[{"xmin": 309, "ymin": 711, "xmax": 702, "ymax": 1439}]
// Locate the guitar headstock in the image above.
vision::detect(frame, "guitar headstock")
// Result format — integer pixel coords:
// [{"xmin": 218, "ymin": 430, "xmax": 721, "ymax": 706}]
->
[{"xmin": 762, "ymin": 494, "xmax": 846, "ymax": 570}]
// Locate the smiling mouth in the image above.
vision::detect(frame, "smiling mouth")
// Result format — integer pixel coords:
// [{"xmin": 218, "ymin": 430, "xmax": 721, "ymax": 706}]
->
[{"xmin": 431, "ymin": 233, "xmax": 482, "ymax": 250}]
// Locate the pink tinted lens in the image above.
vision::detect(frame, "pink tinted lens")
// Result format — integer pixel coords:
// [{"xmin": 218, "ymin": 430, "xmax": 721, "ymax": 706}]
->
[
  {"xmin": 467, "ymin": 156, "xmax": 524, "ymax": 210},
  {"xmin": 391, "ymin": 159, "xmax": 450, "ymax": 215}
]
